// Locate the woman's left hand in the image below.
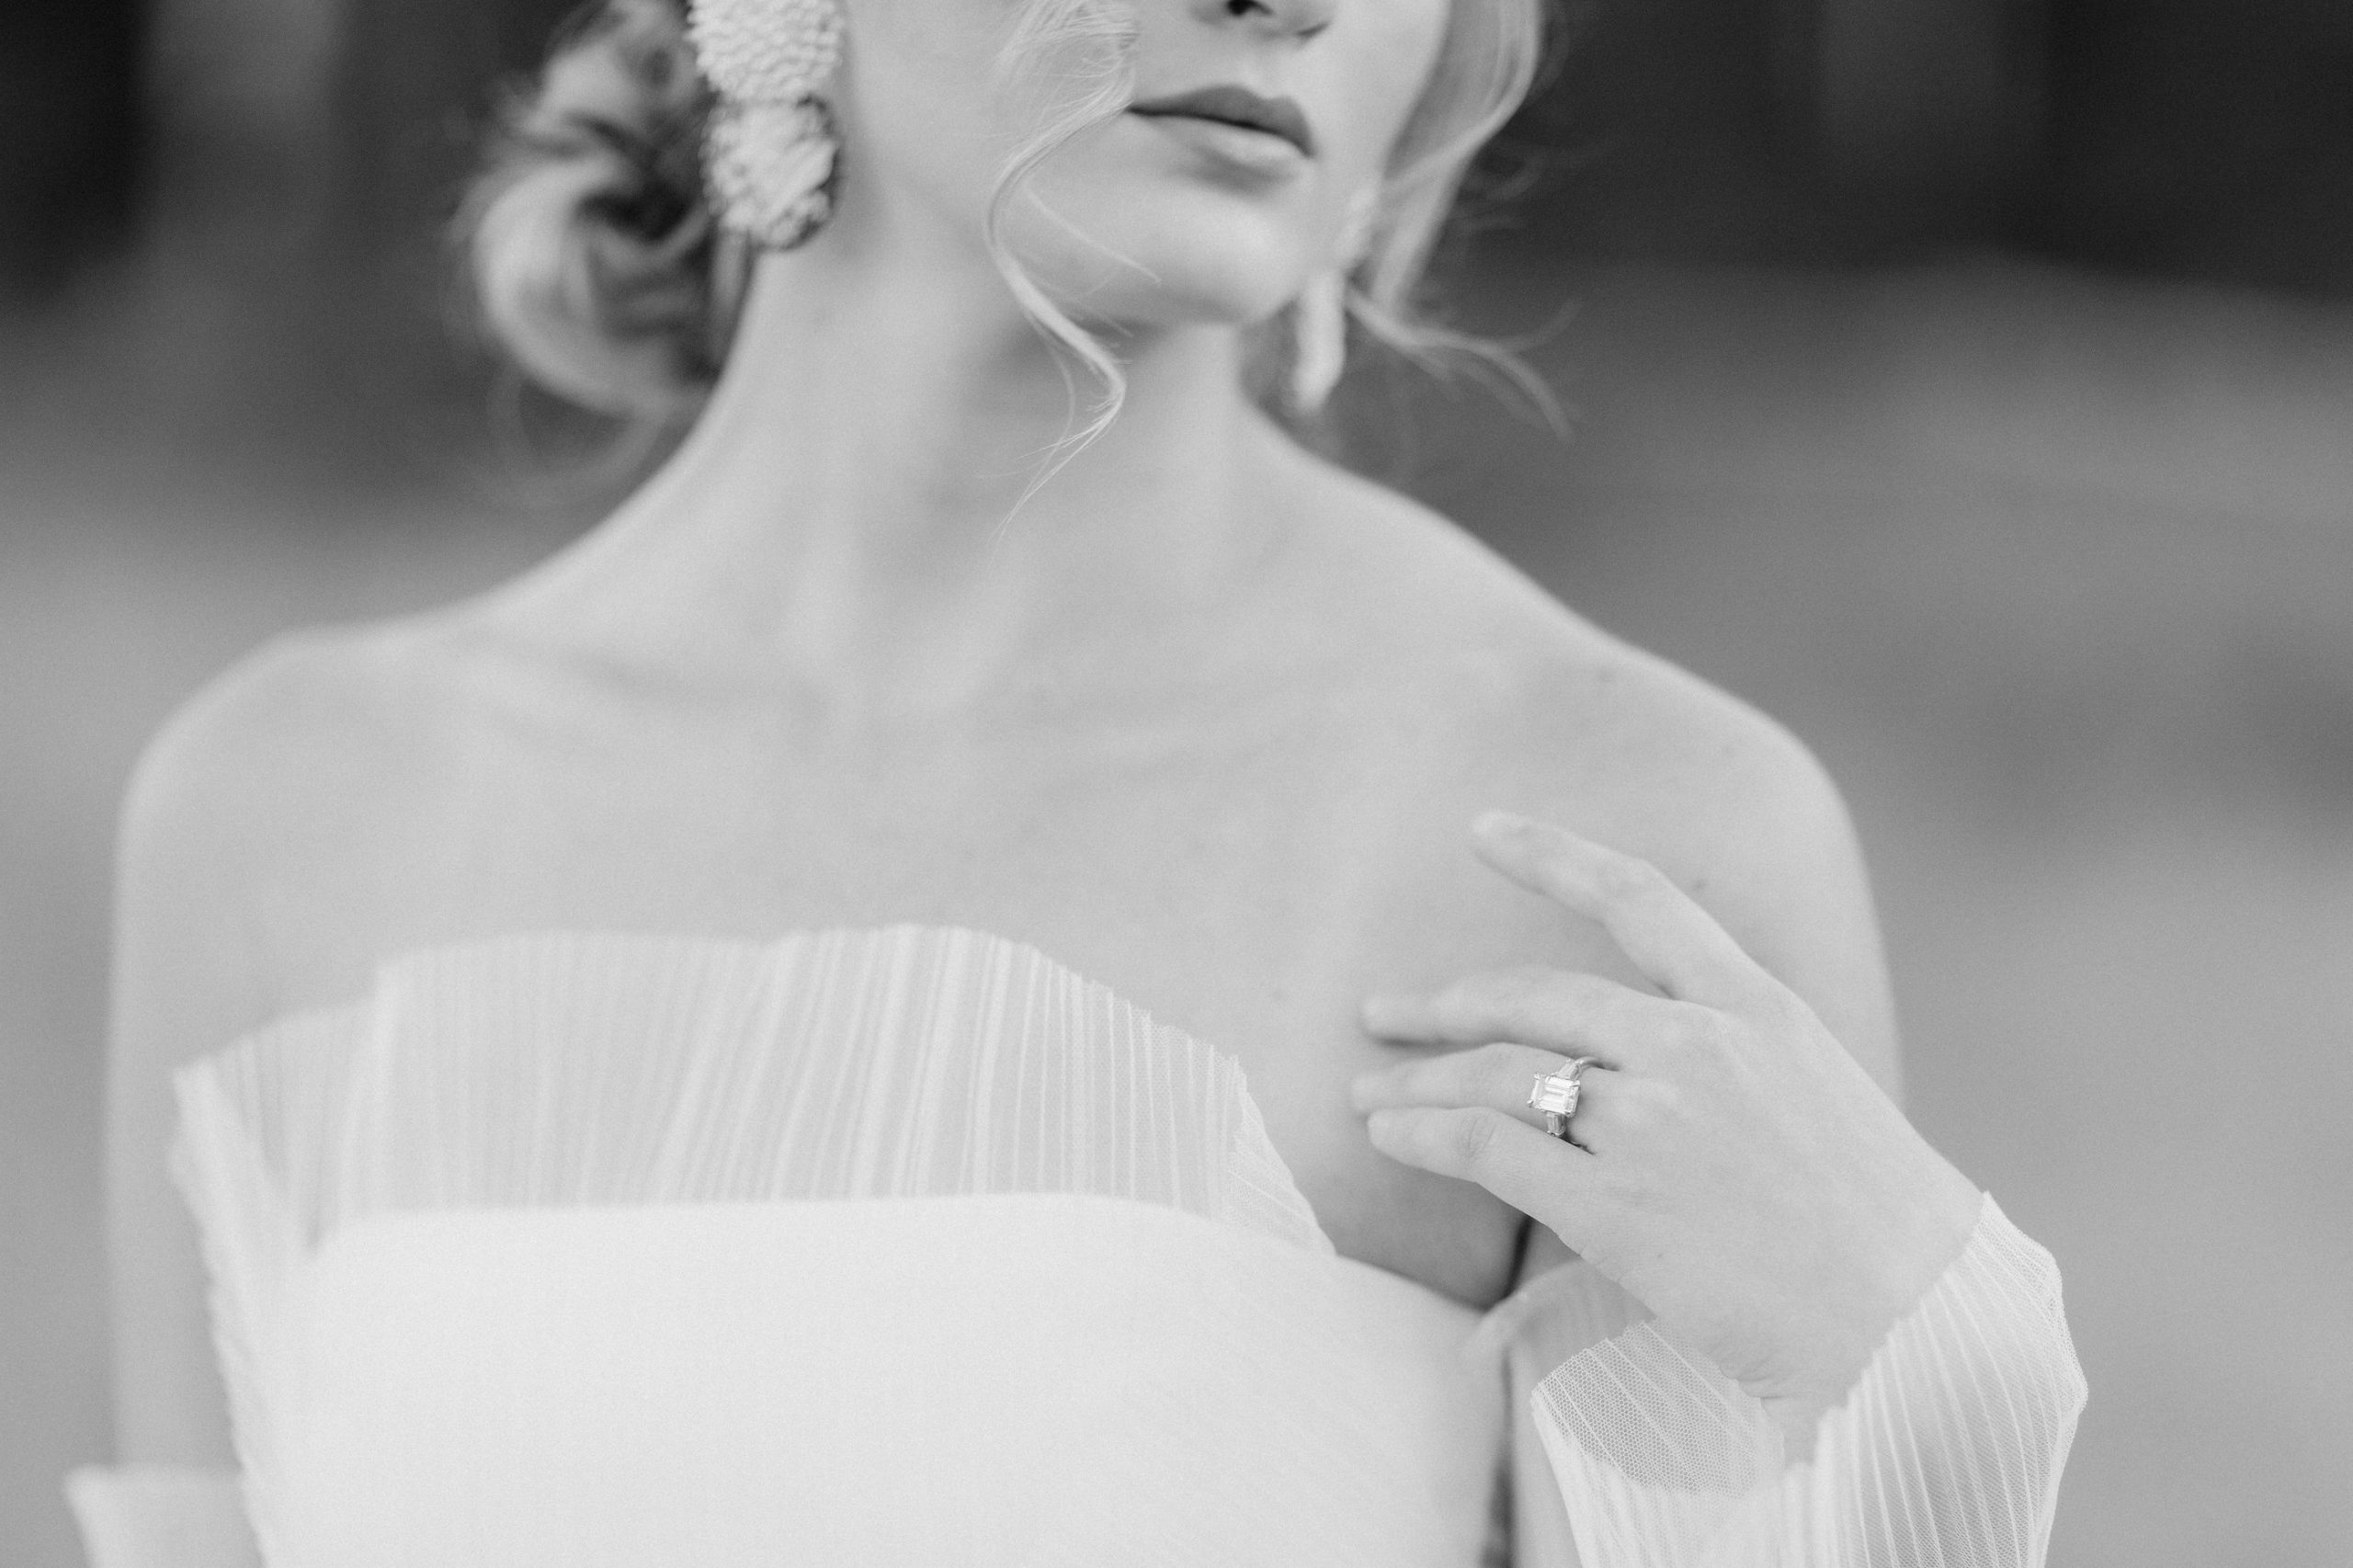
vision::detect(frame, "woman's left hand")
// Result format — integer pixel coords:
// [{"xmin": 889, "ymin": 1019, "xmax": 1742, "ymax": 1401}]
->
[{"xmin": 1352, "ymin": 812, "xmax": 1984, "ymax": 1439}]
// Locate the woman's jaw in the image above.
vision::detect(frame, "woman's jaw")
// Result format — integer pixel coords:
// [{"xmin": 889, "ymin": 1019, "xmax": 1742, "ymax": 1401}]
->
[{"xmin": 830, "ymin": 0, "xmax": 1449, "ymax": 335}]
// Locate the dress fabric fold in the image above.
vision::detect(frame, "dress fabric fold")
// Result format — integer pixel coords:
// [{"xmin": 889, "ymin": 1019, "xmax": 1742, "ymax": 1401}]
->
[
  {"xmin": 69, "ymin": 926, "xmax": 2083, "ymax": 1568},
  {"xmin": 64, "ymin": 1466, "xmax": 259, "ymax": 1568}
]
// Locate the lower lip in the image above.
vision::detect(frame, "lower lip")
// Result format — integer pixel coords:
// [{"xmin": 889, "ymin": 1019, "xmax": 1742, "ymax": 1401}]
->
[{"xmin": 1131, "ymin": 112, "xmax": 1309, "ymax": 176}]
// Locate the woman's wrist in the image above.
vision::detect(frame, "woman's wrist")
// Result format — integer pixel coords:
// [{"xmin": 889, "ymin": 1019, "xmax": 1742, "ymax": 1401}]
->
[{"xmin": 1766, "ymin": 1157, "xmax": 1985, "ymax": 1457}]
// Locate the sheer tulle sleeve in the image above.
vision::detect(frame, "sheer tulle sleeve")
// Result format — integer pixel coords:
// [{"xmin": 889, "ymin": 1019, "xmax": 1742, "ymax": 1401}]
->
[
  {"xmin": 1473, "ymin": 1249, "xmax": 1647, "ymax": 1566},
  {"xmin": 1513, "ymin": 1193, "xmax": 2086, "ymax": 1568}
]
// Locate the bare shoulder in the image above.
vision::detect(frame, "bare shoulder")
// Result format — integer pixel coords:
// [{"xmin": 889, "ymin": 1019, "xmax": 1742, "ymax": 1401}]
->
[
  {"xmin": 129, "ymin": 619, "xmax": 444, "ymax": 861},
  {"xmin": 106, "ymin": 611, "xmax": 495, "ymax": 1460},
  {"xmin": 1515, "ymin": 621, "xmax": 1898, "ymax": 1091},
  {"xmin": 131, "ymin": 619, "xmax": 438, "ymax": 833},
  {"xmin": 116, "ymin": 608, "xmax": 508, "ymax": 1028},
  {"xmin": 1288, "ymin": 467, "xmax": 1901, "ymax": 1096}
]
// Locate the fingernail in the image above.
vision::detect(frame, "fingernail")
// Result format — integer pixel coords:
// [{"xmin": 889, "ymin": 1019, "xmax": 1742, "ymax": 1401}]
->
[
  {"xmin": 1473, "ymin": 809, "xmax": 1532, "ymax": 840},
  {"xmin": 1360, "ymin": 994, "xmax": 1404, "ymax": 1028},
  {"xmin": 1365, "ymin": 1108, "xmax": 1399, "ymax": 1138}
]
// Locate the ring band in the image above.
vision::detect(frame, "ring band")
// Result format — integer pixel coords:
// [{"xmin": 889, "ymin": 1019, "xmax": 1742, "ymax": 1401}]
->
[{"xmin": 1527, "ymin": 1057, "xmax": 1597, "ymax": 1142}]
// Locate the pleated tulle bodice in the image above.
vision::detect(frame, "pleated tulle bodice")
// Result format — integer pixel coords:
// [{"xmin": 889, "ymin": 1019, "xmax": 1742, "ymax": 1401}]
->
[
  {"xmin": 156, "ymin": 923, "xmax": 2087, "ymax": 1568},
  {"xmin": 172, "ymin": 926, "xmax": 1514, "ymax": 1566}
]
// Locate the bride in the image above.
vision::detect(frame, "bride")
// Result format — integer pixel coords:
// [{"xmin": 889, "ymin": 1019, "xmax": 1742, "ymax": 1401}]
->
[{"xmin": 74, "ymin": 0, "xmax": 2085, "ymax": 1563}]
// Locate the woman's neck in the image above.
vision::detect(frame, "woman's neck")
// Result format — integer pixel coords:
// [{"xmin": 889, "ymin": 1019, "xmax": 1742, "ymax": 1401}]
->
[{"xmin": 540, "ymin": 229, "xmax": 1306, "ymax": 720}]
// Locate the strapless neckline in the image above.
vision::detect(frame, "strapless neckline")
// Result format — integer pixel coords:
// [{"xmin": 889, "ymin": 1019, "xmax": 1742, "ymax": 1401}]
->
[
  {"xmin": 206, "ymin": 926, "xmax": 1352, "ymax": 1245},
  {"xmin": 169, "ymin": 924, "xmax": 1551, "ymax": 1565},
  {"xmin": 224, "ymin": 924, "xmax": 1262, "ymax": 1080},
  {"xmin": 180, "ymin": 923, "xmax": 1620, "ymax": 1353}
]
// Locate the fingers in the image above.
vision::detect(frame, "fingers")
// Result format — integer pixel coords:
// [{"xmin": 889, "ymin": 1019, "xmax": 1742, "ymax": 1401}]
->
[
  {"xmin": 1360, "ymin": 967, "xmax": 1685, "ymax": 1066},
  {"xmin": 1364, "ymin": 1105, "xmax": 1593, "ymax": 1233},
  {"xmin": 1350, "ymin": 1040, "xmax": 1613, "ymax": 1133},
  {"xmin": 1472, "ymin": 812, "xmax": 1766, "ymax": 1006}
]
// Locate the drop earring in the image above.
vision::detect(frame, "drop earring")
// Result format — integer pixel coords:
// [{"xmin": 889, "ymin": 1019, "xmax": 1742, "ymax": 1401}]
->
[
  {"xmin": 1289, "ymin": 187, "xmax": 1379, "ymax": 415},
  {"xmin": 1290, "ymin": 268, "xmax": 1349, "ymax": 414},
  {"xmin": 688, "ymin": 0, "xmax": 847, "ymax": 251}
]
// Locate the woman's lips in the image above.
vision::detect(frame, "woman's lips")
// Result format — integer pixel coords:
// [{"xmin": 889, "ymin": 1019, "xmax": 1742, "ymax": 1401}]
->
[{"xmin": 1129, "ymin": 85, "xmax": 1317, "ymax": 159}]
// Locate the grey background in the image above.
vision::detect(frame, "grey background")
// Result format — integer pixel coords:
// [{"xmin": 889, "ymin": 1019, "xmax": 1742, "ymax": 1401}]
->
[{"xmin": 6, "ymin": 1, "xmax": 2351, "ymax": 1562}]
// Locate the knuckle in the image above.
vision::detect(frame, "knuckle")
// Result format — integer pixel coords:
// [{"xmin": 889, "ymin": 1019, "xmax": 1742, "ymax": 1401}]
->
[
  {"xmin": 1759, "ymin": 984, "xmax": 1815, "ymax": 1030},
  {"xmin": 1495, "ymin": 999, "xmax": 1550, "ymax": 1042},
  {"xmin": 1662, "ymin": 1003, "xmax": 1727, "ymax": 1054},
  {"xmin": 1380, "ymin": 1058, "xmax": 1433, "ymax": 1100},
  {"xmin": 1525, "ymin": 969, "xmax": 1597, "ymax": 1032},
  {"xmin": 1473, "ymin": 1040, "xmax": 1529, "ymax": 1080},
  {"xmin": 1425, "ymin": 1047, "xmax": 1486, "ymax": 1101},
  {"xmin": 1642, "ymin": 1075, "xmax": 1688, "ymax": 1119},
  {"xmin": 1476, "ymin": 968, "xmax": 1547, "ymax": 1024},
  {"xmin": 1567, "ymin": 972, "xmax": 1619, "ymax": 1011},
  {"xmin": 1590, "ymin": 1159, "xmax": 1648, "ymax": 1209},
  {"xmin": 1505, "ymin": 964, "xmax": 1563, "ymax": 996},
  {"xmin": 1482, "ymin": 967, "xmax": 1542, "ymax": 1010},
  {"xmin": 1424, "ymin": 987, "xmax": 1473, "ymax": 1033},
  {"xmin": 1627, "ymin": 857, "xmax": 1678, "ymax": 903},
  {"xmin": 1577, "ymin": 1083, "xmax": 1628, "ymax": 1139},
  {"xmin": 1594, "ymin": 851, "xmax": 1660, "ymax": 903},
  {"xmin": 1449, "ymin": 968, "xmax": 1562, "ymax": 1043},
  {"xmin": 1580, "ymin": 1074, "xmax": 1653, "ymax": 1139},
  {"xmin": 1453, "ymin": 1109, "xmax": 1505, "ymax": 1167},
  {"xmin": 1621, "ymin": 1074, "xmax": 1685, "ymax": 1128}
]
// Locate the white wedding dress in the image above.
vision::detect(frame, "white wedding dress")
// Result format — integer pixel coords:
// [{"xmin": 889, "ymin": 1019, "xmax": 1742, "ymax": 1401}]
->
[{"xmin": 69, "ymin": 926, "xmax": 2086, "ymax": 1567}]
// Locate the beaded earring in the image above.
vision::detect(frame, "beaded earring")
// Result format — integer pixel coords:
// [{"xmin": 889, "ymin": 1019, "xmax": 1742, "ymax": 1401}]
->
[{"xmin": 688, "ymin": 0, "xmax": 847, "ymax": 251}]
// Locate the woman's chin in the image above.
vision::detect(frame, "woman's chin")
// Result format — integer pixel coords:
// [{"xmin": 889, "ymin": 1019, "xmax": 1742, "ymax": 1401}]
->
[
  {"xmin": 1045, "ymin": 278, "xmax": 1298, "ymax": 342},
  {"xmin": 1009, "ymin": 225, "xmax": 1307, "ymax": 336},
  {"xmin": 1017, "ymin": 138, "xmax": 1317, "ymax": 321}
]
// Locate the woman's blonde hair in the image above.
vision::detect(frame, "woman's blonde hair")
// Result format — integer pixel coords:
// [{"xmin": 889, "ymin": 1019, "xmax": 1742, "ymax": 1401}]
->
[{"xmin": 463, "ymin": 0, "xmax": 1550, "ymax": 435}]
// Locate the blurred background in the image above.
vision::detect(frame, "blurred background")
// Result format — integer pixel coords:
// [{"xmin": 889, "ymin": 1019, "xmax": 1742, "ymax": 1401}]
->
[{"xmin": 4, "ymin": 1, "xmax": 2350, "ymax": 1562}]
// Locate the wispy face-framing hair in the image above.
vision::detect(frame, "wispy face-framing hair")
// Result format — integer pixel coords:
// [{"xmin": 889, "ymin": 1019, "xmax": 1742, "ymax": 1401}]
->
[{"xmin": 468, "ymin": 0, "xmax": 1546, "ymax": 426}]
